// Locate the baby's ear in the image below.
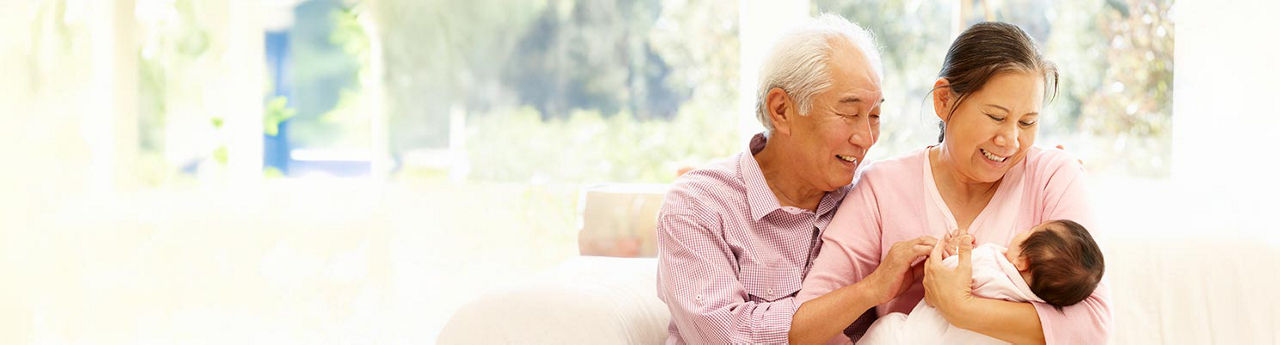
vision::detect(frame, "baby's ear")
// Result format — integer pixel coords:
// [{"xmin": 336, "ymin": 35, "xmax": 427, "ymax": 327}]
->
[{"xmin": 1013, "ymin": 255, "xmax": 1030, "ymax": 271}]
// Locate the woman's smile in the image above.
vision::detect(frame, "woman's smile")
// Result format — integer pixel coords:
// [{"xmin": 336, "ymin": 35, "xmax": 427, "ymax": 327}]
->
[
  {"xmin": 979, "ymin": 148, "xmax": 1009, "ymax": 163},
  {"xmin": 978, "ymin": 148, "xmax": 1015, "ymax": 170}
]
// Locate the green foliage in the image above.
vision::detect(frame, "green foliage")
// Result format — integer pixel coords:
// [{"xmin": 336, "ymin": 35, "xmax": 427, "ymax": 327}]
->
[
  {"xmin": 313, "ymin": 5, "xmax": 373, "ymax": 150},
  {"xmin": 466, "ymin": 104, "xmax": 737, "ymax": 184},
  {"xmin": 212, "ymin": 146, "xmax": 228, "ymax": 165},
  {"xmin": 286, "ymin": 0, "xmax": 365, "ymax": 148},
  {"xmin": 502, "ymin": 0, "xmax": 689, "ymax": 120},
  {"xmin": 647, "ymin": 0, "xmax": 740, "ymax": 107},
  {"xmin": 376, "ymin": 0, "xmax": 741, "ymax": 184},
  {"xmin": 263, "ymin": 167, "xmax": 286, "ymax": 179},
  {"xmin": 818, "ymin": 0, "xmax": 1175, "ymax": 177},
  {"xmin": 815, "ymin": 0, "xmax": 955, "ymax": 161},
  {"xmin": 264, "ymin": 96, "xmax": 296, "ymax": 137},
  {"xmin": 137, "ymin": 0, "xmax": 215, "ymax": 155},
  {"xmin": 1074, "ymin": 0, "xmax": 1175, "ymax": 177},
  {"xmin": 371, "ymin": 0, "xmax": 547, "ymax": 150},
  {"xmin": 331, "ymin": 6, "xmax": 370, "ymax": 60}
]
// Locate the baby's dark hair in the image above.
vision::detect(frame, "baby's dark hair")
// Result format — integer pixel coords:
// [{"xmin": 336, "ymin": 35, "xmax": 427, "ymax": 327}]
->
[{"xmin": 1021, "ymin": 219, "xmax": 1105, "ymax": 309}]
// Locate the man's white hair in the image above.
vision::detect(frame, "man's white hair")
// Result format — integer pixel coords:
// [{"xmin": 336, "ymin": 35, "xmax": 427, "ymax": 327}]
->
[{"xmin": 755, "ymin": 13, "xmax": 884, "ymax": 136}]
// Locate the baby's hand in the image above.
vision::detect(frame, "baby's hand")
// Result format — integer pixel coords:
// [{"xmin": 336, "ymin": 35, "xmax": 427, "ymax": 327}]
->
[{"xmin": 942, "ymin": 228, "xmax": 974, "ymax": 258}]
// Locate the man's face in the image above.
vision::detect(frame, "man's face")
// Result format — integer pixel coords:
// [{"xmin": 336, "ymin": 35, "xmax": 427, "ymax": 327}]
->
[{"xmin": 791, "ymin": 38, "xmax": 883, "ymax": 192}]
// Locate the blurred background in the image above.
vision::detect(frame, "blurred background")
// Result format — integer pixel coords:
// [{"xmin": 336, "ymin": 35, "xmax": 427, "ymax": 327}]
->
[{"xmin": 0, "ymin": 0, "xmax": 1276, "ymax": 343}]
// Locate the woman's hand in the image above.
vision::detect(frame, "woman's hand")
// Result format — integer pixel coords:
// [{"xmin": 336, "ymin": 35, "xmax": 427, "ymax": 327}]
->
[
  {"xmin": 865, "ymin": 236, "xmax": 936, "ymax": 305},
  {"xmin": 923, "ymin": 229, "xmax": 976, "ymax": 322}
]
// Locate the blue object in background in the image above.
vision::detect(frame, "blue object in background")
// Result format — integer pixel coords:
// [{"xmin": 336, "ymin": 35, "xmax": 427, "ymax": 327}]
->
[
  {"xmin": 264, "ymin": 30, "xmax": 292, "ymax": 175},
  {"xmin": 261, "ymin": 1, "xmax": 373, "ymax": 179}
]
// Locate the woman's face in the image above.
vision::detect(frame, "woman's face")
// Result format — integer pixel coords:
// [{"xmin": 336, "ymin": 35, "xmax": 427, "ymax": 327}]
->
[{"xmin": 938, "ymin": 71, "xmax": 1044, "ymax": 183}]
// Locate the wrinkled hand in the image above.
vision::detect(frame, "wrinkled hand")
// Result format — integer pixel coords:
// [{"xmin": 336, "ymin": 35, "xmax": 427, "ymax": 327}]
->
[
  {"xmin": 867, "ymin": 236, "xmax": 936, "ymax": 304},
  {"xmin": 923, "ymin": 228, "xmax": 975, "ymax": 317}
]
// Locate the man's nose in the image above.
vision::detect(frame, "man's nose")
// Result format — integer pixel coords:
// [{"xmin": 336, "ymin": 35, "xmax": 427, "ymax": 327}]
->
[{"xmin": 849, "ymin": 117, "xmax": 874, "ymax": 148}]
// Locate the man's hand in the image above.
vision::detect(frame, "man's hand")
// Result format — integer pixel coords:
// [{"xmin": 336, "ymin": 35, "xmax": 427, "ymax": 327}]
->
[{"xmin": 866, "ymin": 236, "xmax": 936, "ymax": 305}]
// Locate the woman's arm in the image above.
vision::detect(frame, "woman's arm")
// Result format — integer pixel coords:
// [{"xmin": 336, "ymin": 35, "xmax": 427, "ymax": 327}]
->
[
  {"xmin": 952, "ymin": 253, "xmax": 1111, "ymax": 343},
  {"xmin": 924, "ymin": 232, "xmax": 1047, "ymax": 344},
  {"xmin": 1032, "ymin": 149, "xmax": 1113, "ymax": 344},
  {"xmin": 928, "ymin": 149, "xmax": 1112, "ymax": 345},
  {"xmin": 947, "ymin": 297, "xmax": 1045, "ymax": 344}
]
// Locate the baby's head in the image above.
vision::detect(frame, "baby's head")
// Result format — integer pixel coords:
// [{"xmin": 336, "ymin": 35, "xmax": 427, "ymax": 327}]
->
[{"xmin": 1005, "ymin": 219, "xmax": 1105, "ymax": 309}]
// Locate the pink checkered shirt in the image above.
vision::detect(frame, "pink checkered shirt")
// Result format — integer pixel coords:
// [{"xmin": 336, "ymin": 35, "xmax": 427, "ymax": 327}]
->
[{"xmin": 656, "ymin": 133, "xmax": 851, "ymax": 344}]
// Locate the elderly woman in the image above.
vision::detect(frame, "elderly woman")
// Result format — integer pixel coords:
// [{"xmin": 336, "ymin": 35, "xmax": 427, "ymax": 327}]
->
[
  {"xmin": 655, "ymin": 14, "xmax": 937, "ymax": 344},
  {"xmin": 792, "ymin": 23, "xmax": 1112, "ymax": 344}
]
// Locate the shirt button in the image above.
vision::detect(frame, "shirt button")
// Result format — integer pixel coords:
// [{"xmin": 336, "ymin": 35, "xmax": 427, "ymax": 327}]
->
[
  {"xmin": 767, "ymin": 288, "xmax": 775, "ymax": 295},
  {"xmin": 695, "ymin": 294, "xmax": 703, "ymax": 301}
]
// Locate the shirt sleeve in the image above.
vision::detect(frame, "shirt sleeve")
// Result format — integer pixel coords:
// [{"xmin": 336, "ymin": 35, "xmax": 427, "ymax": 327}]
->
[
  {"xmin": 795, "ymin": 177, "xmax": 885, "ymax": 344},
  {"xmin": 1033, "ymin": 153, "xmax": 1114, "ymax": 345},
  {"xmin": 656, "ymin": 208, "xmax": 796, "ymax": 344}
]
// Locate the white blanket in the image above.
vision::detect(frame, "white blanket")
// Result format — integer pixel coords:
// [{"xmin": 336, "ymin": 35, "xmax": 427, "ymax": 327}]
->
[{"xmin": 858, "ymin": 244, "xmax": 1043, "ymax": 345}]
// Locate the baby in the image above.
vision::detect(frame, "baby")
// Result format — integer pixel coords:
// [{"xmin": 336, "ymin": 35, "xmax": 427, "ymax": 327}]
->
[{"xmin": 857, "ymin": 219, "xmax": 1105, "ymax": 345}]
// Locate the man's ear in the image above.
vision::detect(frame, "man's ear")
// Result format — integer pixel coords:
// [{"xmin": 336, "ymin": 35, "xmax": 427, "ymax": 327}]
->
[
  {"xmin": 765, "ymin": 87, "xmax": 795, "ymax": 136},
  {"xmin": 932, "ymin": 78, "xmax": 953, "ymax": 122}
]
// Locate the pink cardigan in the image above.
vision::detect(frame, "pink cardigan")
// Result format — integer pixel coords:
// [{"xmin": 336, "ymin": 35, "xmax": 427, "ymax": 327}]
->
[{"xmin": 797, "ymin": 146, "xmax": 1112, "ymax": 344}]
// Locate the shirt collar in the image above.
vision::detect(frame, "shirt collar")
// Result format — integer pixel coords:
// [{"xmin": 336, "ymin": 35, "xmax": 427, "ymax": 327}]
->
[
  {"xmin": 741, "ymin": 134, "xmax": 781, "ymax": 221},
  {"xmin": 740, "ymin": 133, "xmax": 851, "ymax": 221},
  {"xmin": 816, "ymin": 186, "xmax": 848, "ymax": 217}
]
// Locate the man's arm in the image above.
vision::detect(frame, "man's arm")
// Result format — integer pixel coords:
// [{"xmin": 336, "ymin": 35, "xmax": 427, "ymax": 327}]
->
[
  {"xmin": 789, "ymin": 275, "xmax": 884, "ymax": 344},
  {"xmin": 656, "ymin": 211, "xmax": 797, "ymax": 344},
  {"xmin": 790, "ymin": 236, "xmax": 935, "ymax": 345}
]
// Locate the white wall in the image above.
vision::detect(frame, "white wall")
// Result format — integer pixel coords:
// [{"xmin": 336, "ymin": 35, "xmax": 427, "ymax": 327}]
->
[{"xmin": 1169, "ymin": 0, "xmax": 1280, "ymax": 236}]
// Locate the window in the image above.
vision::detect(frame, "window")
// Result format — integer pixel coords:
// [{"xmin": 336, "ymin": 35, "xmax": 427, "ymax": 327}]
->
[
  {"xmin": 372, "ymin": 0, "xmax": 741, "ymax": 184},
  {"xmin": 817, "ymin": 0, "xmax": 1175, "ymax": 178}
]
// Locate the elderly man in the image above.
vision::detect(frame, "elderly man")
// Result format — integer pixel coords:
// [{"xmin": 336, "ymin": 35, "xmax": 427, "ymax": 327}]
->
[{"xmin": 655, "ymin": 14, "xmax": 937, "ymax": 344}]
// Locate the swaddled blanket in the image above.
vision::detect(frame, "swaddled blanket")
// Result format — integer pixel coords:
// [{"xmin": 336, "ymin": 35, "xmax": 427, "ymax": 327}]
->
[{"xmin": 857, "ymin": 243, "xmax": 1042, "ymax": 345}]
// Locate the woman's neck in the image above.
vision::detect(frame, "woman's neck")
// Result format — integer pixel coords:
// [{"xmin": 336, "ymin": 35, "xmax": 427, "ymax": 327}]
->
[
  {"xmin": 929, "ymin": 146, "xmax": 1000, "ymax": 203},
  {"xmin": 755, "ymin": 143, "xmax": 825, "ymax": 211}
]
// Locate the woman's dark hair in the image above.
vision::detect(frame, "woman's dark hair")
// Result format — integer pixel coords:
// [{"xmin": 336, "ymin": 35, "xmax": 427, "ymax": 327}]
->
[
  {"xmin": 934, "ymin": 22, "xmax": 1059, "ymax": 142},
  {"xmin": 1021, "ymin": 219, "xmax": 1105, "ymax": 309}
]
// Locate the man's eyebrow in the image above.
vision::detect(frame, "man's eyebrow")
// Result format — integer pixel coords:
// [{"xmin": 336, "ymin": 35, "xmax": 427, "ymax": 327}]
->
[{"xmin": 839, "ymin": 97, "xmax": 886, "ymax": 105}]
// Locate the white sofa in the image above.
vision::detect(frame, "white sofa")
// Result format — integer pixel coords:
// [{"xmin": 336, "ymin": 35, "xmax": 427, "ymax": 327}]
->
[
  {"xmin": 438, "ymin": 183, "xmax": 1280, "ymax": 344},
  {"xmin": 437, "ymin": 256, "xmax": 669, "ymax": 344},
  {"xmin": 439, "ymin": 234, "xmax": 1280, "ymax": 344}
]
